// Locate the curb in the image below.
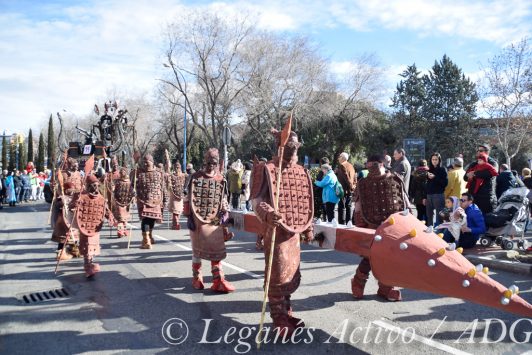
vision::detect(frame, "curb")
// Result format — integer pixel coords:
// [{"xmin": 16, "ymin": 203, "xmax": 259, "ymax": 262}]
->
[{"xmin": 464, "ymin": 254, "xmax": 532, "ymax": 275}]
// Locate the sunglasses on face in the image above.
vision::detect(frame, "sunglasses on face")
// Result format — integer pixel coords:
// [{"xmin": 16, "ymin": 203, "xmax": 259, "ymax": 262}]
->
[
  {"xmin": 477, "ymin": 148, "xmax": 486, "ymax": 152},
  {"xmin": 460, "ymin": 199, "xmax": 468, "ymax": 202}
]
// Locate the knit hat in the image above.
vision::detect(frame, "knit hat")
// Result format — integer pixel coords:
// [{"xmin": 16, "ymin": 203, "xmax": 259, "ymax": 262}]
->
[{"xmin": 453, "ymin": 157, "xmax": 463, "ymax": 167}]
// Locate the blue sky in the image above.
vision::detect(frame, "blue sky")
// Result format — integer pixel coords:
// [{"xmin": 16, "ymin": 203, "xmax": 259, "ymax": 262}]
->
[{"xmin": 0, "ymin": 0, "xmax": 530, "ymax": 134}]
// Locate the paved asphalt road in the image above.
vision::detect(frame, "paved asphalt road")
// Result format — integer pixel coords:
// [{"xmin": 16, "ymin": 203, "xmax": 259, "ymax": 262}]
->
[{"xmin": 1, "ymin": 202, "xmax": 531, "ymax": 355}]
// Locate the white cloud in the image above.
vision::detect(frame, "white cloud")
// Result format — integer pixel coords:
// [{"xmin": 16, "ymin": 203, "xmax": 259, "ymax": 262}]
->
[{"xmin": 0, "ymin": 0, "xmax": 529, "ymax": 132}]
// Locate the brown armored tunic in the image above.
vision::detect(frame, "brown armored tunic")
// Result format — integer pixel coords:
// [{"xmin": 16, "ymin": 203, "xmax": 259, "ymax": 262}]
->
[
  {"xmin": 251, "ymin": 158, "xmax": 314, "ymax": 296},
  {"xmin": 72, "ymin": 191, "xmax": 107, "ymax": 258},
  {"xmin": 112, "ymin": 178, "xmax": 133, "ymax": 223},
  {"xmin": 168, "ymin": 172, "xmax": 186, "ymax": 215},
  {"xmin": 189, "ymin": 170, "xmax": 228, "ymax": 260},
  {"xmin": 136, "ymin": 168, "xmax": 164, "ymax": 221},
  {"xmin": 50, "ymin": 194, "xmax": 77, "ymax": 244}
]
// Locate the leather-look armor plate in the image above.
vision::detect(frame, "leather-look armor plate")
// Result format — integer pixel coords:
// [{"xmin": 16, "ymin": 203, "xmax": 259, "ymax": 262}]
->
[
  {"xmin": 250, "ymin": 162, "xmax": 265, "ymax": 199},
  {"xmin": 358, "ymin": 173, "xmax": 407, "ymax": 226},
  {"xmin": 61, "ymin": 171, "xmax": 83, "ymax": 193},
  {"xmin": 113, "ymin": 179, "xmax": 132, "ymax": 207},
  {"xmin": 76, "ymin": 193, "xmax": 106, "ymax": 236},
  {"xmin": 265, "ymin": 163, "xmax": 313, "ymax": 234},
  {"xmin": 170, "ymin": 173, "xmax": 186, "ymax": 199},
  {"xmin": 190, "ymin": 175, "xmax": 225, "ymax": 224},
  {"xmin": 137, "ymin": 170, "xmax": 163, "ymax": 205}
]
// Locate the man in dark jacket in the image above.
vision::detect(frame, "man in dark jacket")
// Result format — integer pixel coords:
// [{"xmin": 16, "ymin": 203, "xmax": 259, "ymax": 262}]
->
[
  {"xmin": 14, "ymin": 171, "xmax": 23, "ymax": 203},
  {"xmin": 443, "ymin": 192, "xmax": 486, "ymax": 249},
  {"xmin": 336, "ymin": 152, "xmax": 357, "ymax": 225},
  {"xmin": 464, "ymin": 144, "xmax": 498, "ymax": 214},
  {"xmin": 496, "ymin": 164, "xmax": 517, "ymax": 199}
]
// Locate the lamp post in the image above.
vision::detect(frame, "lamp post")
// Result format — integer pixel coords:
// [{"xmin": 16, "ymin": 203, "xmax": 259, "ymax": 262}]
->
[{"xmin": 183, "ymin": 99, "xmax": 187, "ymax": 173}]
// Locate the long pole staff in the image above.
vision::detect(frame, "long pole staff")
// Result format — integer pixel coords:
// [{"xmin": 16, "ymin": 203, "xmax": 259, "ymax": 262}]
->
[
  {"xmin": 48, "ymin": 152, "xmax": 68, "ymax": 224},
  {"xmin": 256, "ymin": 115, "xmax": 292, "ymax": 349}
]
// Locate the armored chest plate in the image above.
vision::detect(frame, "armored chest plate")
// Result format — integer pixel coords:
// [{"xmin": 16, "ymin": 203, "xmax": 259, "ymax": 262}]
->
[
  {"xmin": 190, "ymin": 175, "xmax": 225, "ymax": 224},
  {"xmin": 76, "ymin": 194, "xmax": 106, "ymax": 236},
  {"xmin": 265, "ymin": 163, "xmax": 313, "ymax": 234},
  {"xmin": 358, "ymin": 173, "xmax": 406, "ymax": 226},
  {"xmin": 137, "ymin": 170, "xmax": 163, "ymax": 205},
  {"xmin": 170, "ymin": 174, "xmax": 186, "ymax": 199},
  {"xmin": 114, "ymin": 180, "xmax": 131, "ymax": 206}
]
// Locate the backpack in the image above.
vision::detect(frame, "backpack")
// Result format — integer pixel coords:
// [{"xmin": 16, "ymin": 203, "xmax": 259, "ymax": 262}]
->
[{"xmin": 334, "ymin": 180, "xmax": 344, "ymax": 199}]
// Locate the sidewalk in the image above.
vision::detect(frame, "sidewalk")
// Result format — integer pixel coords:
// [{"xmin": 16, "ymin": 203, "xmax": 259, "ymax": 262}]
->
[{"xmin": 463, "ymin": 231, "xmax": 532, "ymax": 275}]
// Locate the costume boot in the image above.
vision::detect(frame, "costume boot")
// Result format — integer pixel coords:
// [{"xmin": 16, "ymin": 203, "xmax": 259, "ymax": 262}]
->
[
  {"xmin": 149, "ymin": 229, "xmax": 155, "ymax": 244},
  {"xmin": 56, "ymin": 249, "xmax": 73, "ymax": 261},
  {"xmin": 285, "ymin": 295, "xmax": 305, "ymax": 328},
  {"xmin": 70, "ymin": 244, "xmax": 81, "ymax": 258},
  {"xmin": 172, "ymin": 214, "xmax": 180, "ymax": 230},
  {"xmin": 140, "ymin": 232, "xmax": 152, "ymax": 249},
  {"xmin": 377, "ymin": 282, "xmax": 402, "ymax": 301},
  {"xmin": 192, "ymin": 262, "xmax": 205, "ymax": 290},
  {"xmin": 210, "ymin": 261, "xmax": 235, "ymax": 293},
  {"xmin": 83, "ymin": 256, "xmax": 100, "ymax": 278},
  {"xmin": 351, "ymin": 268, "xmax": 369, "ymax": 299},
  {"xmin": 270, "ymin": 296, "xmax": 295, "ymax": 337}
]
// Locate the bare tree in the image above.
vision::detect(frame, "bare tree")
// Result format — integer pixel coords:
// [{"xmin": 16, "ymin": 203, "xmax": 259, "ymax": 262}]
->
[
  {"xmin": 480, "ymin": 37, "xmax": 532, "ymax": 168},
  {"xmin": 159, "ymin": 9, "xmax": 254, "ymax": 149}
]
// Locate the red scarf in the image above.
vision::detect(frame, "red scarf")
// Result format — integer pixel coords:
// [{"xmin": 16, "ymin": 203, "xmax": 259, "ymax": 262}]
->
[{"xmin": 466, "ymin": 162, "xmax": 498, "ymax": 194}]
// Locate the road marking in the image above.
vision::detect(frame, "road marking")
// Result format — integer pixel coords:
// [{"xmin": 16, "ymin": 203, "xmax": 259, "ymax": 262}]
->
[
  {"xmin": 372, "ymin": 320, "xmax": 471, "ymax": 355},
  {"xmin": 126, "ymin": 223, "xmax": 263, "ymax": 280}
]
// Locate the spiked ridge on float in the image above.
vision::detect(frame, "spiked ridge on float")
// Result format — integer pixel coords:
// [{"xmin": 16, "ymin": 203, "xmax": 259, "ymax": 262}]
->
[{"xmin": 369, "ymin": 212, "xmax": 532, "ymax": 317}]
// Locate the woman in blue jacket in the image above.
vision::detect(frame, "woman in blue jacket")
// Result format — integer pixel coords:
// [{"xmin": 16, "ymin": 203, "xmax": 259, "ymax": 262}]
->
[{"xmin": 314, "ymin": 164, "xmax": 340, "ymax": 222}]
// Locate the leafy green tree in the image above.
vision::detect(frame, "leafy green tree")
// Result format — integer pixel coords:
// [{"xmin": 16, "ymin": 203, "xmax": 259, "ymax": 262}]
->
[
  {"xmin": 27, "ymin": 128, "xmax": 34, "ymax": 162},
  {"xmin": 37, "ymin": 133, "xmax": 45, "ymax": 172}
]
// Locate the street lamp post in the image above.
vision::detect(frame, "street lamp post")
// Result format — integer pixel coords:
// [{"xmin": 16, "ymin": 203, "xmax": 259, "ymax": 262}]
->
[{"xmin": 183, "ymin": 100, "xmax": 187, "ymax": 173}]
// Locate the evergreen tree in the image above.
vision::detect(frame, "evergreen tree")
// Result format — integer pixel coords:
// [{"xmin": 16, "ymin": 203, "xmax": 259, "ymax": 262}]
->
[
  {"xmin": 8, "ymin": 141, "xmax": 16, "ymax": 171},
  {"xmin": 18, "ymin": 142, "xmax": 26, "ymax": 171},
  {"xmin": 391, "ymin": 64, "xmax": 427, "ymax": 147},
  {"xmin": 422, "ymin": 55, "xmax": 478, "ymax": 159},
  {"xmin": 27, "ymin": 128, "xmax": 34, "ymax": 162},
  {"xmin": 37, "ymin": 133, "xmax": 45, "ymax": 172},
  {"xmin": 1, "ymin": 135, "xmax": 7, "ymax": 171},
  {"xmin": 47, "ymin": 114, "xmax": 56, "ymax": 169}
]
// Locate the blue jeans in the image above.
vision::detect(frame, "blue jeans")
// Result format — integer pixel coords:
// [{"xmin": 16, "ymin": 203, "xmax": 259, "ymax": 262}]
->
[
  {"xmin": 443, "ymin": 229, "xmax": 479, "ymax": 249},
  {"xmin": 426, "ymin": 193, "xmax": 445, "ymax": 226}
]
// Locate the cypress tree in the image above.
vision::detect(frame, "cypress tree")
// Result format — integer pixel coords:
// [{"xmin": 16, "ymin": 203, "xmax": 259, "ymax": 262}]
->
[
  {"xmin": 18, "ymin": 142, "xmax": 26, "ymax": 171},
  {"xmin": 9, "ymin": 141, "xmax": 16, "ymax": 171},
  {"xmin": 27, "ymin": 128, "xmax": 34, "ymax": 162},
  {"xmin": 47, "ymin": 114, "xmax": 56, "ymax": 169},
  {"xmin": 37, "ymin": 133, "xmax": 45, "ymax": 172},
  {"xmin": 1, "ymin": 135, "xmax": 7, "ymax": 171}
]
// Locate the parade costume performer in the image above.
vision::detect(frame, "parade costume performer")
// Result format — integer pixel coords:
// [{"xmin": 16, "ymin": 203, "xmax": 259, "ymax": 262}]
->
[
  {"xmin": 351, "ymin": 154, "xmax": 409, "ymax": 301},
  {"xmin": 135, "ymin": 154, "xmax": 164, "ymax": 249},
  {"xmin": 185, "ymin": 148, "xmax": 235, "ymax": 292},
  {"xmin": 50, "ymin": 182, "xmax": 80, "ymax": 260},
  {"xmin": 167, "ymin": 161, "xmax": 186, "ymax": 230},
  {"xmin": 70, "ymin": 175, "xmax": 114, "ymax": 278},
  {"xmin": 112, "ymin": 167, "xmax": 134, "ymax": 238},
  {"xmin": 59, "ymin": 158, "xmax": 83, "ymax": 197},
  {"xmin": 251, "ymin": 122, "xmax": 314, "ymax": 336}
]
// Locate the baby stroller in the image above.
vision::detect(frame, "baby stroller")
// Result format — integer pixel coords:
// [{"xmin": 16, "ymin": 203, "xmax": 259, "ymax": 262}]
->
[{"xmin": 480, "ymin": 187, "xmax": 530, "ymax": 250}]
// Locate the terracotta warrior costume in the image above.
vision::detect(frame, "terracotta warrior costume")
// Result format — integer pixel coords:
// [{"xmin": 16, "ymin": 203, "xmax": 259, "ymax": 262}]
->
[
  {"xmin": 50, "ymin": 182, "xmax": 80, "ymax": 260},
  {"xmin": 186, "ymin": 148, "xmax": 235, "ymax": 293},
  {"xmin": 135, "ymin": 154, "xmax": 164, "ymax": 249},
  {"xmin": 351, "ymin": 155, "xmax": 409, "ymax": 301},
  {"xmin": 70, "ymin": 175, "xmax": 113, "ymax": 277},
  {"xmin": 167, "ymin": 162, "xmax": 186, "ymax": 230},
  {"xmin": 251, "ymin": 131, "xmax": 314, "ymax": 336},
  {"xmin": 112, "ymin": 167, "xmax": 133, "ymax": 238},
  {"xmin": 51, "ymin": 157, "xmax": 84, "ymax": 259}
]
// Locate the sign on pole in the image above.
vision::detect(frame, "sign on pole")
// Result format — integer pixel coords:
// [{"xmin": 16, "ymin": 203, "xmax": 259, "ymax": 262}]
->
[{"xmin": 222, "ymin": 126, "xmax": 232, "ymax": 146}]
